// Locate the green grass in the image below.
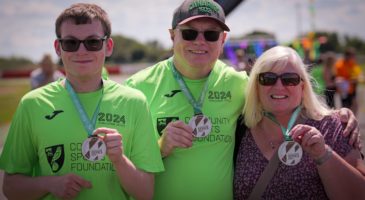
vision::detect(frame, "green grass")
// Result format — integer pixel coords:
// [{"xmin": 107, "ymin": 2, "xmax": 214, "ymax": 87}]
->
[
  {"xmin": 0, "ymin": 78, "xmax": 29, "ymax": 151},
  {"xmin": 0, "ymin": 78, "xmax": 30, "ymax": 126}
]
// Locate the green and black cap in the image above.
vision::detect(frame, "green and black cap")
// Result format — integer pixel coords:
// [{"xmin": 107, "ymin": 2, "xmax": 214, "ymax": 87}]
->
[{"xmin": 172, "ymin": 0, "xmax": 230, "ymax": 31}]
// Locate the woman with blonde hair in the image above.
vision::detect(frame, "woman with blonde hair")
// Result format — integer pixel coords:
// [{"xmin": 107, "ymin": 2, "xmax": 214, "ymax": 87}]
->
[{"xmin": 234, "ymin": 46, "xmax": 365, "ymax": 200}]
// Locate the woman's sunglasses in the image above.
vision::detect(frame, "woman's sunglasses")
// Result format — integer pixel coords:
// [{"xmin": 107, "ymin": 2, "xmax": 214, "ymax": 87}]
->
[
  {"xmin": 58, "ymin": 36, "xmax": 107, "ymax": 52},
  {"xmin": 177, "ymin": 28, "xmax": 222, "ymax": 42},
  {"xmin": 258, "ymin": 72, "xmax": 302, "ymax": 86}
]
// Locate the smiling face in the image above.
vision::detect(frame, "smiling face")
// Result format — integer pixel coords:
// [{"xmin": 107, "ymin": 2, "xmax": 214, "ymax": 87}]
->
[
  {"xmin": 258, "ymin": 61, "xmax": 304, "ymax": 117},
  {"xmin": 170, "ymin": 18, "xmax": 227, "ymax": 79},
  {"xmin": 54, "ymin": 18, "xmax": 113, "ymax": 81}
]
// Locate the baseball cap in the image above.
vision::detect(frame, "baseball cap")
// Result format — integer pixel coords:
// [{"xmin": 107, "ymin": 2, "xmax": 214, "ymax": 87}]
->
[{"xmin": 172, "ymin": 0, "xmax": 230, "ymax": 31}]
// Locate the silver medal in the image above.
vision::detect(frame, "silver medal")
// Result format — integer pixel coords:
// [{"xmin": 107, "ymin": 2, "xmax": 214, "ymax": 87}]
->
[
  {"xmin": 188, "ymin": 114, "xmax": 212, "ymax": 137},
  {"xmin": 278, "ymin": 141, "xmax": 303, "ymax": 166},
  {"xmin": 82, "ymin": 136, "xmax": 106, "ymax": 162}
]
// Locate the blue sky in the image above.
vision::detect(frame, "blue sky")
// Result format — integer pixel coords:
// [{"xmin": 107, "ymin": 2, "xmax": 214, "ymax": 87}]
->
[{"xmin": 1, "ymin": 0, "xmax": 364, "ymax": 62}]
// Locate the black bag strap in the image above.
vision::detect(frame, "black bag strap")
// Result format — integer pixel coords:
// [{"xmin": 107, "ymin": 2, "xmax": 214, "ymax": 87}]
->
[{"xmin": 234, "ymin": 115, "xmax": 247, "ymax": 169}]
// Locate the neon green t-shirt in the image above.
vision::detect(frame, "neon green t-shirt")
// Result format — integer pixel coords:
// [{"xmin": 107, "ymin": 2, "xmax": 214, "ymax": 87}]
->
[
  {"xmin": 0, "ymin": 79, "xmax": 164, "ymax": 200},
  {"xmin": 125, "ymin": 57, "xmax": 248, "ymax": 200}
]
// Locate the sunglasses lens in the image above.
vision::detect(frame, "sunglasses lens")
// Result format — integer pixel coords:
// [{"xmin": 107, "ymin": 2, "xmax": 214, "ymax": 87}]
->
[
  {"xmin": 84, "ymin": 39, "xmax": 104, "ymax": 51},
  {"xmin": 181, "ymin": 29, "xmax": 198, "ymax": 41},
  {"xmin": 281, "ymin": 73, "xmax": 301, "ymax": 86},
  {"xmin": 61, "ymin": 39, "xmax": 80, "ymax": 52},
  {"xmin": 180, "ymin": 29, "xmax": 221, "ymax": 42},
  {"xmin": 59, "ymin": 37, "xmax": 105, "ymax": 52},
  {"xmin": 259, "ymin": 72, "xmax": 301, "ymax": 86},
  {"xmin": 259, "ymin": 72, "xmax": 278, "ymax": 86},
  {"xmin": 204, "ymin": 31, "xmax": 220, "ymax": 42}
]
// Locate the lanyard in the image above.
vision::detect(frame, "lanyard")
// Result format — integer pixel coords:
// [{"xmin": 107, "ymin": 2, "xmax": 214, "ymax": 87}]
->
[
  {"xmin": 170, "ymin": 60, "xmax": 211, "ymax": 115},
  {"xmin": 263, "ymin": 106, "xmax": 301, "ymax": 141},
  {"xmin": 65, "ymin": 79, "xmax": 103, "ymax": 137}
]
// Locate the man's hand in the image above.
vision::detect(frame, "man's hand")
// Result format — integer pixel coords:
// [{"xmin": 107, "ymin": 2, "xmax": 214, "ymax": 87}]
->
[
  {"xmin": 48, "ymin": 173, "xmax": 92, "ymax": 199},
  {"xmin": 159, "ymin": 120, "xmax": 194, "ymax": 157},
  {"xmin": 93, "ymin": 127, "xmax": 123, "ymax": 164},
  {"xmin": 337, "ymin": 107, "xmax": 361, "ymax": 149}
]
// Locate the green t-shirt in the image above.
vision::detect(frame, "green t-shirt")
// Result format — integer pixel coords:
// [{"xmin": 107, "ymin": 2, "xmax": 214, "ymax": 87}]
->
[
  {"xmin": 0, "ymin": 79, "xmax": 164, "ymax": 200},
  {"xmin": 125, "ymin": 57, "xmax": 248, "ymax": 200}
]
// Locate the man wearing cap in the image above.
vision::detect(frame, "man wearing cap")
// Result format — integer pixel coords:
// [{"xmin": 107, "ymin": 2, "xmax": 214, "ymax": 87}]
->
[
  {"xmin": 125, "ymin": 0, "xmax": 360, "ymax": 199},
  {"xmin": 125, "ymin": 1, "xmax": 247, "ymax": 199}
]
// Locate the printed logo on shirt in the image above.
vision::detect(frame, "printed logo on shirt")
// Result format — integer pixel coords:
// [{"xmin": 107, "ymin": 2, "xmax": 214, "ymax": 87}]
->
[
  {"xmin": 98, "ymin": 112, "xmax": 126, "ymax": 127},
  {"xmin": 207, "ymin": 90, "xmax": 232, "ymax": 102},
  {"xmin": 157, "ymin": 117, "xmax": 179, "ymax": 135},
  {"xmin": 45, "ymin": 110, "xmax": 64, "ymax": 120},
  {"xmin": 45, "ymin": 144, "xmax": 65, "ymax": 173},
  {"xmin": 164, "ymin": 90, "xmax": 182, "ymax": 98}
]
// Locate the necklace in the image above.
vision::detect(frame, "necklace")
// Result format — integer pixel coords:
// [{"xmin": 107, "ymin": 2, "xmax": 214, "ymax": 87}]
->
[{"xmin": 253, "ymin": 126, "xmax": 282, "ymax": 150}]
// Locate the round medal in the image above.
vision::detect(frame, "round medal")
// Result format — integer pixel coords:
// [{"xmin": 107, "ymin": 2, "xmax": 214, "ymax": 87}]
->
[
  {"xmin": 188, "ymin": 114, "xmax": 212, "ymax": 137},
  {"xmin": 278, "ymin": 141, "xmax": 303, "ymax": 166},
  {"xmin": 82, "ymin": 136, "xmax": 106, "ymax": 162}
]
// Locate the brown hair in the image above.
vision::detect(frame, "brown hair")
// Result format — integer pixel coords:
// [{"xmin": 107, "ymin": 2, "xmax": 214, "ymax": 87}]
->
[{"xmin": 55, "ymin": 3, "xmax": 111, "ymax": 38}]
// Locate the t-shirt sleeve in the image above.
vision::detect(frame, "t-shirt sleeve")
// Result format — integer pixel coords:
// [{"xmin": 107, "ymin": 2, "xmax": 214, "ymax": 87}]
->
[{"xmin": 0, "ymin": 99, "xmax": 37, "ymax": 175}]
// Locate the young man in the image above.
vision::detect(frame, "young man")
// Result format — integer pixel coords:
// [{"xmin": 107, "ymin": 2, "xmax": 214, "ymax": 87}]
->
[
  {"xmin": 0, "ymin": 3, "xmax": 163, "ymax": 200},
  {"xmin": 125, "ymin": 0, "xmax": 360, "ymax": 199}
]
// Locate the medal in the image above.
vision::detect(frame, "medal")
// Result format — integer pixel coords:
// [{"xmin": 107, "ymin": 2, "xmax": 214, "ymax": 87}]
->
[
  {"xmin": 65, "ymin": 80, "xmax": 105, "ymax": 162},
  {"xmin": 189, "ymin": 114, "xmax": 212, "ymax": 137},
  {"xmin": 170, "ymin": 61, "xmax": 213, "ymax": 138},
  {"xmin": 82, "ymin": 136, "xmax": 106, "ymax": 161},
  {"xmin": 278, "ymin": 141, "xmax": 303, "ymax": 166}
]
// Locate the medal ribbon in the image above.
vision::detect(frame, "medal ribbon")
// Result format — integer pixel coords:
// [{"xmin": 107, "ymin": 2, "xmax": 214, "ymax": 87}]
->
[
  {"xmin": 263, "ymin": 106, "xmax": 302, "ymax": 141},
  {"xmin": 65, "ymin": 79, "xmax": 103, "ymax": 137},
  {"xmin": 170, "ymin": 59, "xmax": 211, "ymax": 115}
]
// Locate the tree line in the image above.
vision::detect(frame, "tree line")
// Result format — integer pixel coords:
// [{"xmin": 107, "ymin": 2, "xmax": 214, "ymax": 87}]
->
[{"xmin": 1, "ymin": 31, "xmax": 364, "ymax": 70}]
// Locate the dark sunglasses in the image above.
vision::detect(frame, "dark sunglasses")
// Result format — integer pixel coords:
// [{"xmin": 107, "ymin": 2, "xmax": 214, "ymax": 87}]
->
[
  {"xmin": 177, "ymin": 28, "xmax": 222, "ymax": 42},
  {"xmin": 258, "ymin": 72, "xmax": 302, "ymax": 86},
  {"xmin": 58, "ymin": 36, "xmax": 107, "ymax": 52}
]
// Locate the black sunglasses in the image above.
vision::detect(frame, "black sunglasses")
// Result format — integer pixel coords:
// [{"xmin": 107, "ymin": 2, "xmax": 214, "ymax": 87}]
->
[
  {"xmin": 258, "ymin": 72, "xmax": 302, "ymax": 86},
  {"xmin": 58, "ymin": 36, "xmax": 107, "ymax": 52},
  {"xmin": 177, "ymin": 28, "xmax": 222, "ymax": 42}
]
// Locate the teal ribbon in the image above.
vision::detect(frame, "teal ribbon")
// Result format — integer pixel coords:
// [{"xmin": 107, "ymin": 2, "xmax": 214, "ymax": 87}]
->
[
  {"xmin": 263, "ymin": 106, "xmax": 302, "ymax": 141},
  {"xmin": 65, "ymin": 79, "xmax": 103, "ymax": 137},
  {"xmin": 170, "ymin": 59, "xmax": 211, "ymax": 115}
]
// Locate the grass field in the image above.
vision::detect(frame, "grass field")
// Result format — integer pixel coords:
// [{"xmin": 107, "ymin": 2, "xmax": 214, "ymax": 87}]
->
[
  {"xmin": 0, "ymin": 78, "xmax": 30, "ymax": 125},
  {"xmin": 0, "ymin": 78, "xmax": 30, "ymax": 152}
]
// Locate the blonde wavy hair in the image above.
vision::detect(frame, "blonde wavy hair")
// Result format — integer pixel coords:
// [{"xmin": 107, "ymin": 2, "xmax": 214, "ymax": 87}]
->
[{"xmin": 243, "ymin": 46, "xmax": 331, "ymax": 128}]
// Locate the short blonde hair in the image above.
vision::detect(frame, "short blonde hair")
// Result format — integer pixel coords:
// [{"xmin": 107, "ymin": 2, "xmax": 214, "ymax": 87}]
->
[{"xmin": 243, "ymin": 46, "xmax": 331, "ymax": 128}]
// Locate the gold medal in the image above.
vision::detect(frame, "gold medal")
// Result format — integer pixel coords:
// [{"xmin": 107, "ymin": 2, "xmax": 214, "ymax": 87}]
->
[
  {"xmin": 278, "ymin": 141, "xmax": 303, "ymax": 166},
  {"xmin": 188, "ymin": 114, "xmax": 212, "ymax": 137},
  {"xmin": 82, "ymin": 136, "xmax": 106, "ymax": 162}
]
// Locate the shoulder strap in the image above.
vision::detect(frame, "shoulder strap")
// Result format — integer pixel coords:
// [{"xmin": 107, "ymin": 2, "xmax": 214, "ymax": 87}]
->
[
  {"xmin": 234, "ymin": 115, "xmax": 246, "ymax": 169},
  {"xmin": 248, "ymin": 151, "xmax": 281, "ymax": 200}
]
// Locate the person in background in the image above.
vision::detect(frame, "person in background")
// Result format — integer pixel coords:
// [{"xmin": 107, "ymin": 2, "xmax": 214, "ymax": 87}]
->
[
  {"xmin": 234, "ymin": 46, "xmax": 365, "ymax": 200},
  {"xmin": 125, "ymin": 0, "xmax": 360, "ymax": 199},
  {"xmin": 30, "ymin": 53, "xmax": 64, "ymax": 89},
  {"xmin": 322, "ymin": 52, "xmax": 337, "ymax": 108},
  {"xmin": 234, "ymin": 48, "xmax": 252, "ymax": 74},
  {"xmin": 335, "ymin": 47, "xmax": 363, "ymax": 114},
  {"xmin": 0, "ymin": 3, "xmax": 163, "ymax": 200}
]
